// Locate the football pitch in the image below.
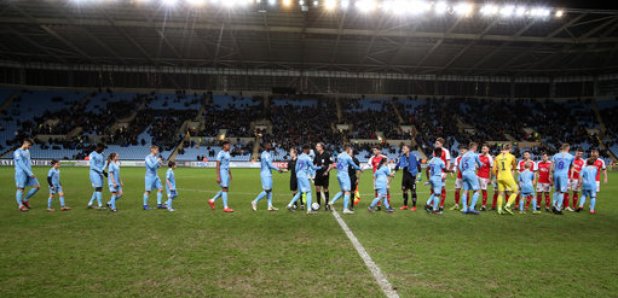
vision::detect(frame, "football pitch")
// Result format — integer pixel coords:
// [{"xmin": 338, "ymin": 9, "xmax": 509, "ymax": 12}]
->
[{"xmin": 1, "ymin": 167, "xmax": 617, "ymax": 297}]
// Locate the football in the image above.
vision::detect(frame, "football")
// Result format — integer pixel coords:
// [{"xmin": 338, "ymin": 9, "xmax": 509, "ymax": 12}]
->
[{"xmin": 311, "ymin": 203, "xmax": 320, "ymax": 211}]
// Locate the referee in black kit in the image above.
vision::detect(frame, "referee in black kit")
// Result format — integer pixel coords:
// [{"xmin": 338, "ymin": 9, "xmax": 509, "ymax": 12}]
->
[{"xmin": 313, "ymin": 142, "xmax": 332, "ymax": 210}]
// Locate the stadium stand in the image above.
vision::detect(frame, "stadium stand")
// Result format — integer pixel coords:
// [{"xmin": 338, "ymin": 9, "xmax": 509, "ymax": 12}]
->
[{"xmin": 0, "ymin": 87, "xmax": 616, "ymax": 165}]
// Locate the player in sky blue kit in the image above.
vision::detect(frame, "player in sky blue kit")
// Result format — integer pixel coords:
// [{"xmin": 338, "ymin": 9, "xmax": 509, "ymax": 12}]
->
[
  {"xmin": 328, "ymin": 144, "xmax": 362, "ymax": 214},
  {"xmin": 208, "ymin": 141, "xmax": 235, "ymax": 213},
  {"xmin": 287, "ymin": 145, "xmax": 322, "ymax": 214},
  {"xmin": 518, "ymin": 162, "xmax": 539, "ymax": 214},
  {"xmin": 166, "ymin": 161, "xmax": 178, "ymax": 212},
  {"xmin": 368, "ymin": 158, "xmax": 394, "ymax": 213},
  {"xmin": 459, "ymin": 142, "xmax": 482, "ymax": 215},
  {"xmin": 252, "ymin": 143, "xmax": 282, "ymax": 212},
  {"xmin": 14, "ymin": 139, "xmax": 39, "ymax": 212},
  {"xmin": 46, "ymin": 159, "xmax": 70, "ymax": 212},
  {"xmin": 106, "ymin": 153, "xmax": 123, "ymax": 212},
  {"xmin": 577, "ymin": 158, "xmax": 599, "ymax": 214},
  {"xmin": 425, "ymin": 148, "xmax": 446, "ymax": 214},
  {"xmin": 551, "ymin": 143, "xmax": 574, "ymax": 215},
  {"xmin": 143, "ymin": 145, "xmax": 164, "ymax": 210},
  {"xmin": 87, "ymin": 143, "xmax": 107, "ymax": 210}
]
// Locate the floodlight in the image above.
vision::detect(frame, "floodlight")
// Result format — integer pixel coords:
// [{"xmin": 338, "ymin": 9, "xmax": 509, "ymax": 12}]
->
[
  {"xmin": 282, "ymin": 0, "xmax": 292, "ymax": 7},
  {"xmin": 453, "ymin": 2, "xmax": 473, "ymax": 17},
  {"xmin": 499, "ymin": 5, "xmax": 515, "ymax": 18},
  {"xmin": 434, "ymin": 1, "xmax": 448, "ymax": 15},
  {"xmin": 480, "ymin": 4, "xmax": 498, "ymax": 16},
  {"xmin": 340, "ymin": 0, "xmax": 349, "ymax": 9},
  {"xmin": 355, "ymin": 0, "xmax": 376, "ymax": 13},
  {"xmin": 324, "ymin": 0, "xmax": 336, "ymax": 10},
  {"xmin": 162, "ymin": 0, "xmax": 178, "ymax": 7},
  {"xmin": 555, "ymin": 9, "xmax": 564, "ymax": 18},
  {"xmin": 515, "ymin": 6, "xmax": 526, "ymax": 17}
]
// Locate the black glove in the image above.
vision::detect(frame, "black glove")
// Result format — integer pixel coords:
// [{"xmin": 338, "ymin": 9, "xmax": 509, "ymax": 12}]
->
[{"xmin": 102, "ymin": 171, "xmax": 108, "ymax": 178}]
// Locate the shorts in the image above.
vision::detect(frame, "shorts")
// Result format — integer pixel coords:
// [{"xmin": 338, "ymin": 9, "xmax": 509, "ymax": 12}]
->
[
  {"xmin": 402, "ymin": 171, "xmax": 416, "ymax": 190},
  {"xmin": 145, "ymin": 175, "xmax": 163, "ymax": 192},
  {"xmin": 554, "ymin": 175, "xmax": 568, "ymax": 193},
  {"xmin": 261, "ymin": 174, "xmax": 273, "ymax": 190},
  {"xmin": 109, "ymin": 184, "xmax": 122, "ymax": 193},
  {"xmin": 89, "ymin": 171, "xmax": 104, "ymax": 188},
  {"xmin": 49, "ymin": 186, "xmax": 63, "ymax": 195},
  {"xmin": 314, "ymin": 171, "xmax": 330, "ymax": 188},
  {"xmin": 582, "ymin": 188, "xmax": 597, "ymax": 200},
  {"xmin": 536, "ymin": 182, "xmax": 551, "ymax": 193},
  {"xmin": 167, "ymin": 189, "xmax": 178, "ymax": 198},
  {"xmin": 596, "ymin": 181, "xmax": 601, "ymax": 192},
  {"xmin": 462, "ymin": 172, "xmax": 480, "ymax": 191},
  {"xmin": 337, "ymin": 175, "xmax": 351, "ymax": 192},
  {"xmin": 521, "ymin": 191, "xmax": 533, "ymax": 197},
  {"xmin": 568, "ymin": 179, "xmax": 580, "ymax": 191},
  {"xmin": 15, "ymin": 172, "xmax": 39, "ymax": 188},
  {"xmin": 429, "ymin": 177, "xmax": 443, "ymax": 195},
  {"xmin": 455, "ymin": 178, "xmax": 463, "ymax": 189},
  {"xmin": 376, "ymin": 187, "xmax": 388, "ymax": 196},
  {"xmin": 219, "ymin": 170, "xmax": 230, "ymax": 188},
  {"xmin": 497, "ymin": 176, "xmax": 518, "ymax": 193},
  {"xmin": 298, "ymin": 176, "xmax": 311, "ymax": 193},
  {"xmin": 290, "ymin": 175, "xmax": 298, "ymax": 191},
  {"xmin": 478, "ymin": 177, "xmax": 490, "ymax": 190}
]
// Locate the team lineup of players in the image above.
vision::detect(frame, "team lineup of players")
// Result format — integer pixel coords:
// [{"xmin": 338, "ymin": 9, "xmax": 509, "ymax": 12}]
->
[{"xmin": 12, "ymin": 137, "xmax": 608, "ymax": 215}]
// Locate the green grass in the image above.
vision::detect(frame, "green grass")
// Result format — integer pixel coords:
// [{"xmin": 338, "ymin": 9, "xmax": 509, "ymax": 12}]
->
[{"xmin": 1, "ymin": 167, "xmax": 617, "ymax": 297}]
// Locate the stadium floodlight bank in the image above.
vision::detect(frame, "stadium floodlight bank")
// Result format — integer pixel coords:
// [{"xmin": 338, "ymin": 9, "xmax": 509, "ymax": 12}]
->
[{"xmin": 67, "ymin": 0, "xmax": 567, "ymax": 20}]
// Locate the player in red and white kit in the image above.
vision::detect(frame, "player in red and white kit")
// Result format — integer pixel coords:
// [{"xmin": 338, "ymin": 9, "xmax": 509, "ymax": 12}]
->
[
  {"xmin": 516, "ymin": 151, "xmax": 537, "ymax": 209},
  {"xmin": 433, "ymin": 138, "xmax": 451, "ymax": 210},
  {"xmin": 449, "ymin": 146, "xmax": 466, "ymax": 211},
  {"xmin": 589, "ymin": 148, "xmax": 608, "ymax": 192},
  {"xmin": 369, "ymin": 146, "xmax": 390, "ymax": 209},
  {"xmin": 565, "ymin": 148, "xmax": 585, "ymax": 211},
  {"xmin": 536, "ymin": 152, "xmax": 552, "ymax": 212},
  {"xmin": 478, "ymin": 145, "xmax": 493, "ymax": 211}
]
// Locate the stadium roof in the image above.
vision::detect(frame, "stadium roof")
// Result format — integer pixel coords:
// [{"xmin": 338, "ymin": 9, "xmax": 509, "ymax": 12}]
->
[{"xmin": 1, "ymin": 0, "xmax": 617, "ymax": 78}]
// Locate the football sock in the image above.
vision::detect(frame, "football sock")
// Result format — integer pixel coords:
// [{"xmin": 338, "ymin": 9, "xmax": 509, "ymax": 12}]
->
[
  {"xmin": 461, "ymin": 192, "xmax": 468, "ymax": 212},
  {"xmin": 16, "ymin": 190, "xmax": 23, "ymax": 207},
  {"xmin": 383, "ymin": 196, "xmax": 391, "ymax": 209},
  {"xmin": 506, "ymin": 193, "xmax": 517, "ymax": 207},
  {"xmin": 572, "ymin": 192, "xmax": 579, "ymax": 208},
  {"xmin": 95, "ymin": 191, "xmax": 102, "ymax": 207},
  {"xmin": 254, "ymin": 191, "xmax": 267, "ymax": 203},
  {"xmin": 331, "ymin": 192, "xmax": 343, "ymax": 205},
  {"xmin": 481, "ymin": 190, "xmax": 488, "ymax": 206},
  {"xmin": 324, "ymin": 191, "xmax": 330, "ymax": 205},
  {"xmin": 470, "ymin": 191, "xmax": 480, "ymax": 210},
  {"xmin": 59, "ymin": 196, "xmax": 65, "ymax": 207},
  {"xmin": 212, "ymin": 191, "xmax": 222, "ymax": 201},
  {"xmin": 143, "ymin": 193, "xmax": 149, "ymax": 206},
  {"xmin": 590, "ymin": 197, "xmax": 596, "ymax": 211},
  {"xmin": 343, "ymin": 193, "xmax": 350, "ymax": 210},
  {"xmin": 432, "ymin": 194, "xmax": 440, "ymax": 211},
  {"xmin": 267, "ymin": 192, "xmax": 273, "ymax": 207},
  {"xmin": 370, "ymin": 197, "xmax": 380, "ymax": 208},
  {"xmin": 497, "ymin": 194, "xmax": 504, "ymax": 210},
  {"xmin": 305, "ymin": 191, "xmax": 313, "ymax": 211},
  {"xmin": 531, "ymin": 197, "xmax": 537, "ymax": 211},
  {"xmin": 403, "ymin": 192, "xmax": 409, "ymax": 206},
  {"xmin": 156, "ymin": 191, "xmax": 162, "ymax": 205},
  {"xmin": 563, "ymin": 193, "xmax": 570, "ymax": 208},
  {"xmin": 110, "ymin": 195, "xmax": 117, "ymax": 210},
  {"xmin": 47, "ymin": 197, "xmax": 52, "ymax": 209},
  {"xmin": 289, "ymin": 192, "xmax": 301, "ymax": 206},
  {"xmin": 88, "ymin": 192, "xmax": 96, "ymax": 206},
  {"xmin": 222, "ymin": 192, "xmax": 228, "ymax": 208},
  {"xmin": 24, "ymin": 188, "xmax": 38, "ymax": 201}
]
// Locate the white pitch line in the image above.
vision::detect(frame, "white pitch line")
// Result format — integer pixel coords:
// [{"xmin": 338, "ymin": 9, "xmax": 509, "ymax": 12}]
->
[{"xmin": 331, "ymin": 210, "xmax": 399, "ymax": 298}]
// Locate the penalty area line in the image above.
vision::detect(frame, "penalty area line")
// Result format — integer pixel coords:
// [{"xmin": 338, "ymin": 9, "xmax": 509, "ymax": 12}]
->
[{"xmin": 331, "ymin": 211, "xmax": 399, "ymax": 298}]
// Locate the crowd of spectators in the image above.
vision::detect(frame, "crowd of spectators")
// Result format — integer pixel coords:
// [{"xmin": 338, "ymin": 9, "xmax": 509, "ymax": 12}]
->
[{"xmin": 3, "ymin": 88, "xmax": 616, "ymax": 162}]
